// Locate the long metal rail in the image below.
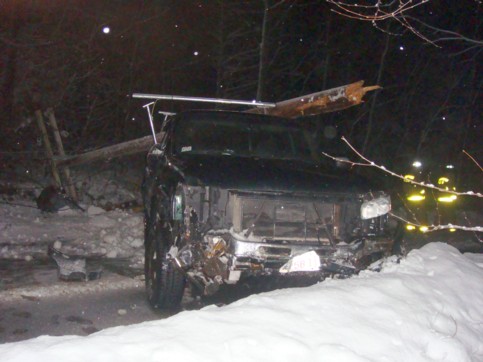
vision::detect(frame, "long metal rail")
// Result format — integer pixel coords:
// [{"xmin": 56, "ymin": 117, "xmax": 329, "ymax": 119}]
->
[{"xmin": 132, "ymin": 93, "xmax": 275, "ymax": 108}]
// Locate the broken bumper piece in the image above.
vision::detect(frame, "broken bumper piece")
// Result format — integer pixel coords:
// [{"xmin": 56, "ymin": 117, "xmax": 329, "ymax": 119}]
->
[
  {"xmin": 279, "ymin": 250, "xmax": 357, "ymax": 275},
  {"xmin": 279, "ymin": 251, "xmax": 321, "ymax": 273},
  {"xmin": 229, "ymin": 235, "xmax": 393, "ymax": 276},
  {"xmin": 174, "ymin": 234, "xmax": 393, "ymax": 296}
]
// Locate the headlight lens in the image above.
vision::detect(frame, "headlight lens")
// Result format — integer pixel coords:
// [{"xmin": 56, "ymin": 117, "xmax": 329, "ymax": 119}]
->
[
  {"xmin": 172, "ymin": 194, "xmax": 184, "ymax": 221},
  {"xmin": 361, "ymin": 194, "xmax": 391, "ymax": 220}
]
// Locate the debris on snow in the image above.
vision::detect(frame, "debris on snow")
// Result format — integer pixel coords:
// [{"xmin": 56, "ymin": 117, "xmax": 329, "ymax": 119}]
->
[
  {"xmin": 0, "ymin": 200, "xmax": 144, "ymax": 268},
  {"xmin": 36, "ymin": 185, "xmax": 85, "ymax": 213}
]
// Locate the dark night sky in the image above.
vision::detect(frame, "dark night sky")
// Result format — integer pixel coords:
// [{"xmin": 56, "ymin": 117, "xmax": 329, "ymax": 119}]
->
[{"xmin": 0, "ymin": 0, "xmax": 481, "ymax": 185}]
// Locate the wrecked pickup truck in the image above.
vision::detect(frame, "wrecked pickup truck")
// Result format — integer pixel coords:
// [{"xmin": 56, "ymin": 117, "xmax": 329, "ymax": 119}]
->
[{"xmin": 142, "ymin": 109, "xmax": 397, "ymax": 309}]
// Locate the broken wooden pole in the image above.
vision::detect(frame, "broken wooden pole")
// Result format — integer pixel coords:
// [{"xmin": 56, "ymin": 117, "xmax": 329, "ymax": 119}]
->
[
  {"xmin": 55, "ymin": 132, "xmax": 163, "ymax": 168},
  {"xmin": 55, "ymin": 81, "xmax": 379, "ymax": 168},
  {"xmin": 248, "ymin": 80, "xmax": 380, "ymax": 118},
  {"xmin": 34, "ymin": 109, "xmax": 62, "ymax": 188},
  {"xmin": 45, "ymin": 108, "xmax": 78, "ymax": 201}
]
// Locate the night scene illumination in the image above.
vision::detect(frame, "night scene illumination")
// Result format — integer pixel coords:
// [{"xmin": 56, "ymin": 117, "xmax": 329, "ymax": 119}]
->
[{"xmin": 0, "ymin": 0, "xmax": 481, "ymax": 354}]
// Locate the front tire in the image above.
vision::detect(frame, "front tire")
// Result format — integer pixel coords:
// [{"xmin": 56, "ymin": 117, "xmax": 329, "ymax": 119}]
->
[
  {"xmin": 145, "ymin": 203, "xmax": 185, "ymax": 310},
  {"xmin": 392, "ymin": 223, "xmax": 408, "ymax": 257}
]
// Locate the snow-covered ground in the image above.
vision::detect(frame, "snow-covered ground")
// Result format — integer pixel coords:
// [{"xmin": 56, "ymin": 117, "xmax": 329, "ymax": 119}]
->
[
  {"xmin": 1, "ymin": 168, "xmax": 482, "ymax": 360},
  {"xmin": 1, "ymin": 242, "xmax": 482, "ymax": 361},
  {"xmin": 0, "ymin": 201, "xmax": 144, "ymax": 268},
  {"xmin": 1, "ymin": 161, "xmax": 144, "ymax": 263}
]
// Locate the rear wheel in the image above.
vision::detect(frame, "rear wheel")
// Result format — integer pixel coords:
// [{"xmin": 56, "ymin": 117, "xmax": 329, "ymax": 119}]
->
[{"xmin": 145, "ymin": 202, "xmax": 185, "ymax": 310}]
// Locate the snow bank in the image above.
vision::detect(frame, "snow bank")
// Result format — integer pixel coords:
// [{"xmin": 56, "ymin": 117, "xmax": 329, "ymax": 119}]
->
[
  {"xmin": 1, "ymin": 242, "xmax": 482, "ymax": 362},
  {"xmin": 0, "ymin": 202, "xmax": 144, "ymax": 266},
  {"xmin": 1, "ymin": 161, "xmax": 144, "ymax": 264}
]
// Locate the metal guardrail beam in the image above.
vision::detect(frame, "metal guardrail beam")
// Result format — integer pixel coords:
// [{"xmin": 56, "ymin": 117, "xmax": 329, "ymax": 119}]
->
[{"xmin": 132, "ymin": 93, "xmax": 276, "ymax": 108}]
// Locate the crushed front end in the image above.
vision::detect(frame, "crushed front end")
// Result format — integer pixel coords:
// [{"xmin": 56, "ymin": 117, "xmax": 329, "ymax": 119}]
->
[{"xmin": 171, "ymin": 186, "xmax": 394, "ymax": 295}]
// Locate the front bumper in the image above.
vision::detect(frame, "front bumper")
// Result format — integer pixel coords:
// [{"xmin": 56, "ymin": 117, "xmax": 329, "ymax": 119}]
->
[
  {"xmin": 179, "ymin": 231, "xmax": 395, "ymax": 296},
  {"xmin": 229, "ymin": 235, "xmax": 394, "ymax": 275}
]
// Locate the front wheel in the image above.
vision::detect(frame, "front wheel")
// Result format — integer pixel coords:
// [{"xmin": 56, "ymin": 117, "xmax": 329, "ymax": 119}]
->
[
  {"xmin": 145, "ymin": 204, "xmax": 185, "ymax": 310},
  {"xmin": 392, "ymin": 222, "xmax": 408, "ymax": 257}
]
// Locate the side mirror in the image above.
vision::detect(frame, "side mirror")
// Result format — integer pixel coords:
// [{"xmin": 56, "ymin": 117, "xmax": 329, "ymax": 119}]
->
[{"xmin": 149, "ymin": 143, "xmax": 165, "ymax": 156}]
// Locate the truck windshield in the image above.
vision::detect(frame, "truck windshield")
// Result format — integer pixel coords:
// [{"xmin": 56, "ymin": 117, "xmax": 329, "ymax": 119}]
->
[{"xmin": 174, "ymin": 115, "xmax": 314, "ymax": 162}]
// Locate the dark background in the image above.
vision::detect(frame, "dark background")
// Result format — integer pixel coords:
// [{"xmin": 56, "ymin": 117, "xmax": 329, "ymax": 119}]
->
[{"xmin": 1, "ymin": 0, "xmax": 481, "ymax": 189}]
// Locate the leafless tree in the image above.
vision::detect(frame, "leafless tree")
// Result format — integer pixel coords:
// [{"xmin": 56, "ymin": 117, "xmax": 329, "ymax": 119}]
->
[
  {"xmin": 326, "ymin": 0, "xmax": 482, "ymax": 50},
  {"xmin": 323, "ymin": 136, "xmax": 482, "ymax": 236}
]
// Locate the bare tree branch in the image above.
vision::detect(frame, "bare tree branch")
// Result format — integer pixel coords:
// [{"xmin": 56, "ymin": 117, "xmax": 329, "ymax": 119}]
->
[
  {"xmin": 463, "ymin": 150, "xmax": 483, "ymax": 172},
  {"xmin": 326, "ymin": 0, "xmax": 430, "ymax": 21},
  {"xmin": 326, "ymin": 1, "xmax": 482, "ymax": 49},
  {"xmin": 322, "ymin": 136, "xmax": 482, "ymax": 236},
  {"xmin": 322, "ymin": 136, "xmax": 483, "ymax": 198},
  {"xmin": 404, "ymin": 15, "xmax": 483, "ymax": 47},
  {"xmin": 389, "ymin": 212, "xmax": 483, "ymax": 234},
  {"xmin": 325, "ymin": 0, "xmax": 437, "ymax": 44}
]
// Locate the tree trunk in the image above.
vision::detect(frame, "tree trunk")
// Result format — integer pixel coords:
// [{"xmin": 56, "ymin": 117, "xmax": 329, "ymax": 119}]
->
[
  {"xmin": 362, "ymin": 30, "xmax": 390, "ymax": 154},
  {"xmin": 322, "ymin": 14, "xmax": 332, "ymax": 91},
  {"xmin": 256, "ymin": 0, "xmax": 269, "ymax": 101},
  {"xmin": 215, "ymin": 0, "xmax": 226, "ymax": 99},
  {"xmin": 1, "ymin": 5, "xmax": 21, "ymax": 127}
]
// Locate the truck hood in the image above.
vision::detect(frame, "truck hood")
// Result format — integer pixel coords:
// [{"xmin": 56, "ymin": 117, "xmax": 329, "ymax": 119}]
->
[{"xmin": 171, "ymin": 155, "xmax": 375, "ymax": 194}]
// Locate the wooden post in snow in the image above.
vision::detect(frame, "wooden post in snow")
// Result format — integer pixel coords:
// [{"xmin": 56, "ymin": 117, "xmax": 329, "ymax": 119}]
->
[
  {"xmin": 34, "ymin": 109, "xmax": 62, "ymax": 188},
  {"xmin": 45, "ymin": 108, "xmax": 78, "ymax": 201}
]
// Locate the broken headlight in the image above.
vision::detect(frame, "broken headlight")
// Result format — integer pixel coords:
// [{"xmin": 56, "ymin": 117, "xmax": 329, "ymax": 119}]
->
[{"xmin": 360, "ymin": 193, "xmax": 391, "ymax": 220}]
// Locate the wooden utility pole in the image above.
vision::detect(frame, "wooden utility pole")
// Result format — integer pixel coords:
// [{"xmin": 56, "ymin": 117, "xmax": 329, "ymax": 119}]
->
[
  {"xmin": 45, "ymin": 108, "xmax": 78, "ymax": 200},
  {"xmin": 34, "ymin": 110, "xmax": 62, "ymax": 188},
  {"xmin": 56, "ymin": 132, "xmax": 162, "ymax": 168},
  {"xmin": 56, "ymin": 81, "xmax": 379, "ymax": 168}
]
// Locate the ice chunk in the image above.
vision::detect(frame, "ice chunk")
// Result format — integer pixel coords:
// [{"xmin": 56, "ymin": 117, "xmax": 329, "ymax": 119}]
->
[{"xmin": 87, "ymin": 205, "xmax": 106, "ymax": 216}]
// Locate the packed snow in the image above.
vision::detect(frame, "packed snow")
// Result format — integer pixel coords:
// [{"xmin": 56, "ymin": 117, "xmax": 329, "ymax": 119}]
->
[
  {"xmin": 0, "ymin": 201, "xmax": 144, "ymax": 267},
  {"xmin": 1, "ymin": 242, "xmax": 482, "ymax": 362},
  {"xmin": 1, "ymin": 167, "xmax": 482, "ymax": 360},
  {"xmin": 0, "ymin": 165, "xmax": 145, "ymax": 267}
]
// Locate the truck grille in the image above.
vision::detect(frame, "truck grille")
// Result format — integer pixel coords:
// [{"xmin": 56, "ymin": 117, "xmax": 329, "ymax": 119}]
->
[{"xmin": 233, "ymin": 194, "xmax": 359, "ymax": 245}]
